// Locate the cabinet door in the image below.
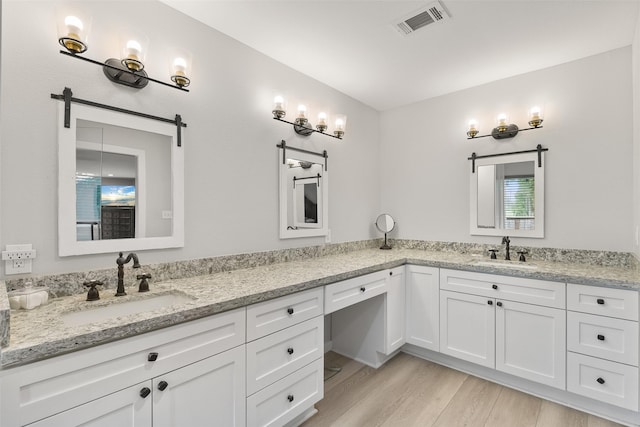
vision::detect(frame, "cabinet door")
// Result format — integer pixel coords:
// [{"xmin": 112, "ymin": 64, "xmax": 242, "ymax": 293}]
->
[
  {"xmin": 29, "ymin": 382, "xmax": 152, "ymax": 427},
  {"xmin": 440, "ymin": 290, "xmax": 495, "ymax": 368},
  {"xmin": 153, "ymin": 345, "xmax": 245, "ymax": 427},
  {"xmin": 385, "ymin": 266, "xmax": 406, "ymax": 354},
  {"xmin": 405, "ymin": 265, "xmax": 439, "ymax": 351},
  {"xmin": 496, "ymin": 300, "xmax": 566, "ymax": 389}
]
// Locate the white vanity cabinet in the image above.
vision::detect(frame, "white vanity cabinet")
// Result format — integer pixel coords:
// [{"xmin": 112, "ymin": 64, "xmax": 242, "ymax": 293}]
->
[
  {"xmin": 246, "ymin": 288, "xmax": 324, "ymax": 427},
  {"xmin": 439, "ymin": 269, "xmax": 566, "ymax": 389},
  {"xmin": 566, "ymin": 283, "xmax": 639, "ymax": 411},
  {"xmin": 405, "ymin": 265, "xmax": 440, "ymax": 351},
  {"xmin": 0, "ymin": 308, "xmax": 246, "ymax": 427}
]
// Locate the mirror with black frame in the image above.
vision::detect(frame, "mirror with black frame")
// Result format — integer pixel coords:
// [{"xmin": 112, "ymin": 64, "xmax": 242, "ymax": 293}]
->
[
  {"xmin": 278, "ymin": 146, "xmax": 329, "ymax": 239},
  {"xmin": 470, "ymin": 151, "xmax": 544, "ymax": 238},
  {"xmin": 58, "ymin": 103, "xmax": 184, "ymax": 256}
]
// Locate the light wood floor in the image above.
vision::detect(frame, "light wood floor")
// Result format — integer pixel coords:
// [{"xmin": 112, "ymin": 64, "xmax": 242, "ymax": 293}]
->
[{"xmin": 302, "ymin": 352, "xmax": 625, "ymax": 427}]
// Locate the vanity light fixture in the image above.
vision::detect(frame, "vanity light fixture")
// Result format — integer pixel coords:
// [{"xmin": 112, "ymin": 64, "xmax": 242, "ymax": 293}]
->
[
  {"xmin": 271, "ymin": 96, "xmax": 346, "ymax": 139},
  {"xmin": 467, "ymin": 107, "xmax": 544, "ymax": 140},
  {"xmin": 57, "ymin": 15, "xmax": 191, "ymax": 92}
]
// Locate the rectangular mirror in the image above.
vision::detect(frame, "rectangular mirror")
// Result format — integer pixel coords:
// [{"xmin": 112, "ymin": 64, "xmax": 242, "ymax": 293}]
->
[
  {"xmin": 58, "ymin": 103, "xmax": 184, "ymax": 256},
  {"xmin": 279, "ymin": 147, "xmax": 329, "ymax": 239},
  {"xmin": 470, "ymin": 151, "xmax": 544, "ymax": 238}
]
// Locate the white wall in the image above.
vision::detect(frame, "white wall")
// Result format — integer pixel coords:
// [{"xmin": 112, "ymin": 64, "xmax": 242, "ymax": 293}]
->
[
  {"xmin": 0, "ymin": 1, "xmax": 381, "ymax": 276},
  {"xmin": 380, "ymin": 47, "xmax": 634, "ymax": 252},
  {"xmin": 633, "ymin": 8, "xmax": 640, "ymax": 259}
]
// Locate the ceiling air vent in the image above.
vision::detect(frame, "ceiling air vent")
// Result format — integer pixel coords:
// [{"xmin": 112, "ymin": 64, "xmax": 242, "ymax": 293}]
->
[{"xmin": 393, "ymin": 1, "xmax": 450, "ymax": 36}]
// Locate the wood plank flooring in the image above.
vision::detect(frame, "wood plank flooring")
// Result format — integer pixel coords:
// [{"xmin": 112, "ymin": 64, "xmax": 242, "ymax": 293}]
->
[{"xmin": 302, "ymin": 352, "xmax": 624, "ymax": 427}]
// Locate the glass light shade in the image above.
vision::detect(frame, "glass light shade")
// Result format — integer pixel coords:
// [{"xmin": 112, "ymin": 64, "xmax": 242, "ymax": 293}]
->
[
  {"xmin": 334, "ymin": 114, "xmax": 347, "ymax": 138},
  {"xmin": 467, "ymin": 119, "xmax": 479, "ymax": 138},
  {"xmin": 57, "ymin": 9, "xmax": 92, "ymax": 53},
  {"xmin": 496, "ymin": 113, "xmax": 508, "ymax": 131},
  {"xmin": 316, "ymin": 112, "xmax": 328, "ymax": 132},
  {"xmin": 272, "ymin": 95, "xmax": 286, "ymax": 118},
  {"xmin": 170, "ymin": 53, "xmax": 192, "ymax": 88},
  {"xmin": 120, "ymin": 32, "xmax": 149, "ymax": 72},
  {"xmin": 295, "ymin": 104, "xmax": 308, "ymax": 125},
  {"xmin": 529, "ymin": 106, "xmax": 544, "ymax": 127}
]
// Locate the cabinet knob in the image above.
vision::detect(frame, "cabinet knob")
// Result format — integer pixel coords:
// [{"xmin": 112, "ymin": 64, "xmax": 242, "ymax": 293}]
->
[
  {"xmin": 287, "ymin": 347, "xmax": 294, "ymax": 355},
  {"xmin": 597, "ymin": 298, "xmax": 605, "ymax": 305},
  {"xmin": 287, "ymin": 394, "xmax": 294, "ymax": 402},
  {"xmin": 139, "ymin": 387, "xmax": 151, "ymax": 398},
  {"xmin": 360, "ymin": 287, "xmax": 366, "ymax": 293},
  {"xmin": 389, "ymin": 271, "xmax": 393, "ymax": 276},
  {"xmin": 496, "ymin": 301, "xmax": 503, "ymax": 307},
  {"xmin": 488, "ymin": 300, "xmax": 493, "ymax": 305},
  {"xmin": 596, "ymin": 377, "xmax": 605, "ymax": 385},
  {"xmin": 492, "ymin": 284, "xmax": 498, "ymax": 290},
  {"xmin": 158, "ymin": 380, "xmax": 169, "ymax": 391},
  {"xmin": 597, "ymin": 334, "xmax": 605, "ymax": 341},
  {"xmin": 287, "ymin": 307, "xmax": 294, "ymax": 315},
  {"xmin": 148, "ymin": 352, "xmax": 159, "ymax": 362}
]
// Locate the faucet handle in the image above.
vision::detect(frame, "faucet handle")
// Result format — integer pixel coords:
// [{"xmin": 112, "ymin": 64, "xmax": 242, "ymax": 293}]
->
[
  {"xmin": 488, "ymin": 249, "xmax": 498, "ymax": 260},
  {"xmin": 136, "ymin": 273, "xmax": 152, "ymax": 293},
  {"xmin": 83, "ymin": 280, "xmax": 103, "ymax": 301},
  {"xmin": 517, "ymin": 250, "xmax": 528, "ymax": 262}
]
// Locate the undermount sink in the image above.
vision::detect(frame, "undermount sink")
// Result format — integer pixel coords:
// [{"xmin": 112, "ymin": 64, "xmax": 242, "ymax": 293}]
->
[
  {"xmin": 62, "ymin": 292, "xmax": 193, "ymax": 327},
  {"xmin": 473, "ymin": 260, "xmax": 539, "ymax": 270}
]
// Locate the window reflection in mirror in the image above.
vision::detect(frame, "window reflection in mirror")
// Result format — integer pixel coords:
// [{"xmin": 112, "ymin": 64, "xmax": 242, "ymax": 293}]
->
[
  {"xmin": 470, "ymin": 151, "xmax": 544, "ymax": 238},
  {"xmin": 279, "ymin": 148, "xmax": 329, "ymax": 239}
]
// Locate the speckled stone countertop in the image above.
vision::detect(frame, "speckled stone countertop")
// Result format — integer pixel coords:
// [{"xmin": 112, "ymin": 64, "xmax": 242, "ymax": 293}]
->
[{"xmin": 2, "ymin": 248, "xmax": 640, "ymax": 368}]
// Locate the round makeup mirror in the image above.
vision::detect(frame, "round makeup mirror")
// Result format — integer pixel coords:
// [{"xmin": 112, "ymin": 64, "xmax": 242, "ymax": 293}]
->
[{"xmin": 375, "ymin": 213, "xmax": 395, "ymax": 250}]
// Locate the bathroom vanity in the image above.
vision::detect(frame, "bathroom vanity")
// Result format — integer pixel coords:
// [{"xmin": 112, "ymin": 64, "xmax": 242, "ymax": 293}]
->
[{"xmin": 1, "ymin": 248, "xmax": 639, "ymax": 426}]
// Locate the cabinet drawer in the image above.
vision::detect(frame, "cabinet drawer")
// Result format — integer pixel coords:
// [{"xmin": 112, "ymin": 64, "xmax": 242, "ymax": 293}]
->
[
  {"xmin": 0, "ymin": 308, "xmax": 245, "ymax": 426},
  {"xmin": 247, "ymin": 288, "xmax": 323, "ymax": 342},
  {"xmin": 247, "ymin": 316, "xmax": 323, "ymax": 395},
  {"xmin": 247, "ymin": 358, "xmax": 324, "ymax": 427},
  {"xmin": 567, "ymin": 284, "xmax": 638, "ymax": 321},
  {"xmin": 567, "ymin": 311, "xmax": 638, "ymax": 366},
  {"xmin": 440, "ymin": 269, "xmax": 565, "ymax": 308},
  {"xmin": 325, "ymin": 270, "xmax": 388, "ymax": 314},
  {"xmin": 567, "ymin": 352, "xmax": 639, "ymax": 411}
]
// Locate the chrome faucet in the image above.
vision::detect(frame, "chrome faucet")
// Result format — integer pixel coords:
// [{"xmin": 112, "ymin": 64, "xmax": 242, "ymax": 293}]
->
[
  {"xmin": 116, "ymin": 252, "xmax": 141, "ymax": 296},
  {"xmin": 501, "ymin": 236, "xmax": 511, "ymax": 261}
]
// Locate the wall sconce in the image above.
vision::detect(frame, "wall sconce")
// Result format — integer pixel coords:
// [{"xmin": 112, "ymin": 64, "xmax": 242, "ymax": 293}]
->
[
  {"xmin": 271, "ymin": 96, "xmax": 346, "ymax": 140},
  {"xmin": 467, "ymin": 107, "xmax": 544, "ymax": 140},
  {"xmin": 57, "ymin": 14, "xmax": 191, "ymax": 92}
]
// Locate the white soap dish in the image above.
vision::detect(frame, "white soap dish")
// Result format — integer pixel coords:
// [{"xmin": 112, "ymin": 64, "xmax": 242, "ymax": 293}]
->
[{"xmin": 8, "ymin": 285, "xmax": 49, "ymax": 310}]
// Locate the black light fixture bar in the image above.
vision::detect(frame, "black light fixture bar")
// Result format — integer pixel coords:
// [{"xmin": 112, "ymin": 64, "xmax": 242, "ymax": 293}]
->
[
  {"xmin": 273, "ymin": 117, "xmax": 342, "ymax": 140},
  {"xmin": 277, "ymin": 140, "xmax": 328, "ymax": 171},
  {"xmin": 468, "ymin": 144, "xmax": 548, "ymax": 173},
  {"xmin": 59, "ymin": 50, "xmax": 189, "ymax": 92},
  {"xmin": 51, "ymin": 87, "xmax": 187, "ymax": 147},
  {"xmin": 467, "ymin": 125, "xmax": 542, "ymax": 140}
]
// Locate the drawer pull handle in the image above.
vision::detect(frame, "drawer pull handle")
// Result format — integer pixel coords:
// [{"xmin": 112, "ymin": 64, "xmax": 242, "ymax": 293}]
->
[
  {"xmin": 597, "ymin": 298, "xmax": 605, "ymax": 305},
  {"xmin": 596, "ymin": 377, "xmax": 605, "ymax": 385},
  {"xmin": 488, "ymin": 300, "xmax": 493, "ymax": 305},
  {"xmin": 360, "ymin": 287, "xmax": 366, "ymax": 293},
  {"xmin": 492, "ymin": 284, "xmax": 498, "ymax": 290},
  {"xmin": 597, "ymin": 334, "xmax": 605, "ymax": 341},
  {"xmin": 287, "ymin": 347, "xmax": 294, "ymax": 355},
  {"xmin": 287, "ymin": 394, "xmax": 294, "ymax": 402},
  {"xmin": 148, "ymin": 352, "xmax": 159, "ymax": 362},
  {"xmin": 158, "ymin": 381, "xmax": 169, "ymax": 391},
  {"xmin": 139, "ymin": 387, "xmax": 151, "ymax": 399},
  {"xmin": 287, "ymin": 307, "xmax": 294, "ymax": 315},
  {"xmin": 496, "ymin": 301, "xmax": 503, "ymax": 307}
]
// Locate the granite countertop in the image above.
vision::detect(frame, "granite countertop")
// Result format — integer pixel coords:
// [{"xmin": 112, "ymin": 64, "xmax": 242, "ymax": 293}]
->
[{"xmin": 2, "ymin": 248, "xmax": 640, "ymax": 368}]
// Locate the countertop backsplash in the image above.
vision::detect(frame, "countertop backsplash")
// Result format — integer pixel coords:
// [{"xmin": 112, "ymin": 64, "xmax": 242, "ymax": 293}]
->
[{"xmin": 3, "ymin": 239, "xmax": 638, "ymax": 299}]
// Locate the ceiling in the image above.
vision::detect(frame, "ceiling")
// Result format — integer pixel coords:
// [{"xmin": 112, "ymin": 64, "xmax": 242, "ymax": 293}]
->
[{"xmin": 161, "ymin": 1, "xmax": 640, "ymax": 111}]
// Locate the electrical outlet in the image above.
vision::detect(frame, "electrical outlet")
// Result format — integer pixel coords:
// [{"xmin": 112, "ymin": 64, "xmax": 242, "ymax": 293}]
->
[{"xmin": 3, "ymin": 244, "xmax": 36, "ymax": 275}]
